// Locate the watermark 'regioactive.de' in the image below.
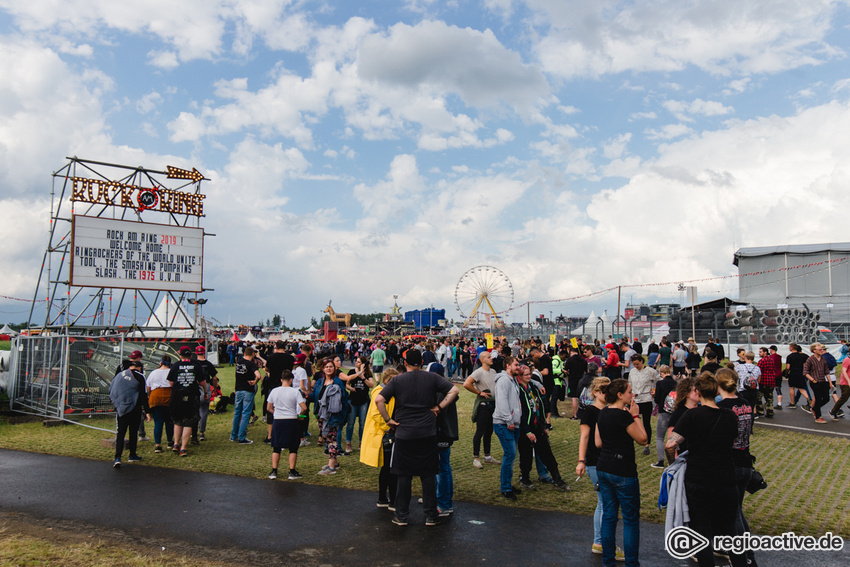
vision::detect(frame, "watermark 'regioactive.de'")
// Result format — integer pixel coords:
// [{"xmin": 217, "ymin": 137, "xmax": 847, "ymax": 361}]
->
[{"xmin": 665, "ymin": 526, "xmax": 845, "ymax": 560}]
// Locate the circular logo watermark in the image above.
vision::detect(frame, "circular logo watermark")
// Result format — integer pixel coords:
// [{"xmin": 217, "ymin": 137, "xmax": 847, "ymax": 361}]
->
[{"xmin": 666, "ymin": 526, "xmax": 710, "ymax": 560}]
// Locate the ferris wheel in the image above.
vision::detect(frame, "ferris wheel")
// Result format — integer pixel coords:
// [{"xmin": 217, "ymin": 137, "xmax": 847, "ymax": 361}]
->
[{"xmin": 454, "ymin": 265, "xmax": 514, "ymax": 326}]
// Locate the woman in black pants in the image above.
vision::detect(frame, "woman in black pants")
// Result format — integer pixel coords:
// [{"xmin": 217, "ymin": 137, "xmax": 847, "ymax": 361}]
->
[
  {"xmin": 667, "ymin": 372, "xmax": 747, "ymax": 567},
  {"xmin": 626, "ymin": 354, "xmax": 657, "ymax": 456}
]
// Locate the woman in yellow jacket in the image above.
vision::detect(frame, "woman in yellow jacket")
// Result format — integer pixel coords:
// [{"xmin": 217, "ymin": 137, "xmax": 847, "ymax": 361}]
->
[{"xmin": 360, "ymin": 368, "xmax": 399, "ymax": 508}]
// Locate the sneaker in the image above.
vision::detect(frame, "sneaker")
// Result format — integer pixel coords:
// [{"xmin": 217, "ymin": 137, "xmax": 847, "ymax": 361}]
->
[
  {"xmin": 198, "ymin": 432, "xmax": 206, "ymax": 441},
  {"xmin": 510, "ymin": 486, "xmax": 523, "ymax": 495},
  {"xmin": 473, "ymin": 458, "xmax": 483, "ymax": 469},
  {"xmin": 425, "ymin": 517, "xmax": 441, "ymax": 526},
  {"xmin": 113, "ymin": 459, "xmax": 121, "ymax": 468},
  {"xmin": 377, "ymin": 500, "xmax": 390, "ymax": 508},
  {"xmin": 288, "ymin": 469, "xmax": 303, "ymax": 480},
  {"xmin": 642, "ymin": 446, "xmax": 650, "ymax": 456},
  {"xmin": 387, "ymin": 505, "xmax": 396, "ymax": 512},
  {"xmin": 801, "ymin": 404, "xmax": 812, "ymax": 414},
  {"xmin": 501, "ymin": 491, "xmax": 517, "ymax": 500},
  {"xmin": 191, "ymin": 437, "xmax": 200, "ymax": 446},
  {"xmin": 138, "ymin": 436, "xmax": 150, "ymax": 442},
  {"xmin": 392, "ymin": 516, "xmax": 408, "ymax": 526},
  {"xmin": 418, "ymin": 497, "xmax": 423, "ymax": 504},
  {"xmin": 238, "ymin": 438, "xmax": 253, "ymax": 445},
  {"xmin": 299, "ymin": 439, "xmax": 310, "ymax": 447},
  {"xmin": 179, "ymin": 449, "xmax": 188, "ymax": 457},
  {"xmin": 519, "ymin": 479, "xmax": 535, "ymax": 490},
  {"xmin": 172, "ymin": 444, "xmax": 180, "ymax": 453},
  {"xmin": 437, "ymin": 507, "xmax": 454, "ymax": 516},
  {"xmin": 788, "ymin": 403, "xmax": 797, "ymax": 409},
  {"xmin": 592, "ymin": 543, "xmax": 603, "ymax": 554},
  {"xmin": 774, "ymin": 404, "xmax": 783, "ymax": 410},
  {"xmin": 650, "ymin": 460, "xmax": 665, "ymax": 469},
  {"xmin": 250, "ymin": 415, "xmax": 259, "ymax": 425},
  {"xmin": 154, "ymin": 445, "xmax": 163, "ymax": 453},
  {"xmin": 537, "ymin": 476, "xmax": 554, "ymax": 485},
  {"xmin": 552, "ymin": 479, "xmax": 569, "ymax": 491},
  {"xmin": 752, "ymin": 414, "xmax": 761, "ymax": 420},
  {"xmin": 229, "ymin": 437, "xmax": 237, "ymax": 442},
  {"xmin": 482, "ymin": 455, "xmax": 500, "ymax": 465},
  {"xmin": 268, "ymin": 469, "xmax": 278, "ymax": 480},
  {"xmin": 318, "ymin": 466, "xmax": 338, "ymax": 475},
  {"xmin": 815, "ymin": 418, "xmax": 828, "ymax": 424},
  {"xmin": 591, "ymin": 544, "xmax": 624, "ymax": 561},
  {"xmin": 836, "ymin": 410, "xmax": 845, "ymax": 418},
  {"xmin": 127, "ymin": 455, "xmax": 142, "ymax": 463}
]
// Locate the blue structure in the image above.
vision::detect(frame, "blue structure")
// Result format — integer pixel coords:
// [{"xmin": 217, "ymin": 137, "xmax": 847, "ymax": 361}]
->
[{"xmin": 404, "ymin": 308, "xmax": 445, "ymax": 329}]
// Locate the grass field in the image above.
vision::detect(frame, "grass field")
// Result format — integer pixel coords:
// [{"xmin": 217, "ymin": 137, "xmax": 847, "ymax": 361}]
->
[
  {"xmin": 1, "ymin": 364, "xmax": 848, "ymax": 538},
  {"xmin": 0, "ymin": 340, "xmax": 10, "ymax": 351}
]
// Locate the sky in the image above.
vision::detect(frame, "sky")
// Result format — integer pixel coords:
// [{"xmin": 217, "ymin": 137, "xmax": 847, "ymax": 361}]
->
[{"xmin": 2, "ymin": 0, "xmax": 850, "ymax": 329}]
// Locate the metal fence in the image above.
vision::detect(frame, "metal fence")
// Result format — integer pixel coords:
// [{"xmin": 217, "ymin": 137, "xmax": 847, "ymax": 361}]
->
[{"xmin": 8, "ymin": 335, "xmax": 204, "ymax": 429}]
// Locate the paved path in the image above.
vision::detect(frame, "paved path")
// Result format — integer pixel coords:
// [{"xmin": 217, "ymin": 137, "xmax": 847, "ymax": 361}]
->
[{"xmin": 0, "ymin": 449, "xmax": 846, "ymax": 566}]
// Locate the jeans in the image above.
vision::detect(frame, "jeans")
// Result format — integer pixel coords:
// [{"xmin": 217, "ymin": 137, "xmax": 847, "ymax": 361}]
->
[
  {"xmin": 473, "ymin": 403, "xmax": 494, "ymax": 457},
  {"xmin": 395, "ymin": 474, "xmax": 437, "ymax": 522},
  {"xmin": 345, "ymin": 402, "xmax": 369, "ymax": 444},
  {"xmin": 586, "ymin": 465, "xmax": 603, "ymax": 545},
  {"xmin": 686, "ymin": 481, "xmax": 747, "ymax": 567},
  {"xmin": 597, "ymin": 470, "xmax": 640, "ymax": 567},
  {"xmin": 494, "ymin": 423, "xmax": 519, "ymax": 492},
  {"xmin": 756, "ymin": 385, "xmax": 774, "ymax": 416},
  {"xmin": 437, "ymin": 447, "xmax": 453, "ymax": 511},
  {"xmin": 150, "ymin": 405, "xmax": 173, "ymax": 446},
  {"xmin": 230, "ymin": 390, "xmax": 255, "ymax": 441},
  {"xmin": 446, "ymin": 359, "xmax": 455, "ymax": 378},
  {"xmin": 115, "ymin": 407, "xmax": 142, "ymax": 460},
  {"xmin": 734, "ymin": 466, "xmax": 756, "ymax": 565},
  {"xmin": 655, "ymin": 412, "xmax": 670, "ymax": 463},
  {"xmin": 812, "ymin": 381, "xmax": 830, "ymax": 419}
]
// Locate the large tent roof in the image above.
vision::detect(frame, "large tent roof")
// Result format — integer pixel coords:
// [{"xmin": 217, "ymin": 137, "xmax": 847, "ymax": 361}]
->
[
  {"xmin": 733, "ymin": 242, "xmax": 850, "ymax": 266},
  {"xmin": 0, "ymin": 324, "xmax": 17, "ymax": 336}
]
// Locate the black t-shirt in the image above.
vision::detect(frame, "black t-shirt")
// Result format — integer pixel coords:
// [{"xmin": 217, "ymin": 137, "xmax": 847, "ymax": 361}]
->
[
  {"xmin": 632, "ymin": 340, "xmax": 643, "ymax": 355},
  {"xmin": 717, "ymin": 397, "xmax": 753, "ymax": 468},
  {"xmin": 786, "ymin": 352, "xmax": 808, "ymax": 379},
  {"xmin": 674, "ymin": 406, "xmax": 738, "ymax": 486},
  {"xmin": 347, "ymin": 369, "xmax": 370, "ymax": 406},
  {"xmin": 566, "ymin": 354, "xmax": 588, "ymax": 385},
  {"xmin": 580, "ymin": 404, "xmax": 602, "ymax": 467},
  {"xmin": 653, "ymin": 376, "xmax": 677, "ymax": 412},
  {"xmin": 596, "ymin": 407, "xmax": 638, "ymax": 477},
  {"xmin": 265, "ymin": 352, "xmax": 294, "ymax": 381},
  {"xmin": 647, "ymin": 342, "xmax": 659, "ymax": 354},
  {"xmin": 167, "ymin": 360, "xmax": 203, "ymax": 393},
  {"xmin": 197, "ymin": 359, "xmax": 217, "ymax": 381},
  {"xmin": 667, "ymin": 404, "xmax": 691, "ymax": 452},
  {"xmin": 234, "ymin": 356, "xmax": 259, "ymax": 392},
  {"xmin": 701, "ymin": 362, "xmax": 721, "ymax": 374},
  {"xmin": 379, "ymin": 370, "xmax": 453, "ymax": 440}
]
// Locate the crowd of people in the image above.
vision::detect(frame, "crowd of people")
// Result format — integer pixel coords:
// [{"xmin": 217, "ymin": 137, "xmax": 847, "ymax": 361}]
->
[{"xmin": 110, "ymin": 333, "xmax": 850, "ymax": 566}]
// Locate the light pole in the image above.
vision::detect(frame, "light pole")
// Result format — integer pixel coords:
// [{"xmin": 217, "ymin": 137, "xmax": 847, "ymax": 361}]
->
[{"xmin": 187, "ymin": 297, "xmax": 208, "ymax": 333}]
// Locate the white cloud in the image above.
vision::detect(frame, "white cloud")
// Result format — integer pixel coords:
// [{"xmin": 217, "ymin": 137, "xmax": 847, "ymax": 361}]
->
[
  {"xmin": 530, "ymin": 0, "xmax": 844, "ymax": 78},
  {"xmin": 645, "ymin": 123, "xmax": 694, "ymax": 140},
  {"xmin": 136, "ymin": 91, "xmax": 163, "ymax": 114},
  {"xmin": 663, "ymin": 98, "xmax": 734, "ymax": 122},
  {"xmin": 603, "ymin": 133, "xmax": 631, "ymax": 159},
  {"xmin": 629, "ymin": 111, "xmax": 658, "ymax": 121}
]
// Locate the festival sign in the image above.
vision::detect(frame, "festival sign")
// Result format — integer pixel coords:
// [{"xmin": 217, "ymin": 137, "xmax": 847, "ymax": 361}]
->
[
  {"xmin": 70, "ymin": 215, "xmax": 204, "ymax": 292},
  {"xmin": 69, "ymin": 166, "xmax": 206, "ymax": 217}
]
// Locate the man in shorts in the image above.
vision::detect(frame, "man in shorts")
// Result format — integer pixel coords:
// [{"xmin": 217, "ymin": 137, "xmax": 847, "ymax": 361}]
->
[
  {"xmin": 167, "ymin": 346, "xmax": 206, "ymax": 456},
  {"xmin": 267, "ymin": 370, "xmax": 307, "ymax": 480}
]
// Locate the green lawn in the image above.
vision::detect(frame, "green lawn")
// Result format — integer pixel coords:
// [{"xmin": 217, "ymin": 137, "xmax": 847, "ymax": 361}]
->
[
  {"xmin": 0, "ymin": 340, "xmax": 10, "ymax": 351},
  {"xmin": 0, "ymin": 364, "xmax": 847, "ymax": 537}
]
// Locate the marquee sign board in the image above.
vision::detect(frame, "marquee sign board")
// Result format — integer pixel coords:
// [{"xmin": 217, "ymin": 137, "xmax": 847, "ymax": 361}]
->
[{"xmin": 70, "ymin": 215, "xmax": 204, "ymax": 292}]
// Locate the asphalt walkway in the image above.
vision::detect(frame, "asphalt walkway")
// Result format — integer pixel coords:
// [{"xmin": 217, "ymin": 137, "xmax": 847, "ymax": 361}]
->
[{"xmin": 0, "ymin": 449, "xmax": 846, "ymax": 566}]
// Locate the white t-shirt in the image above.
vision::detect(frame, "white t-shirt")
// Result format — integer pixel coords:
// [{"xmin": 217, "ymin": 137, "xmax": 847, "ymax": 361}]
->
[
  {"xmin": 146, "ymin": 367, "xmax": 171, "ymax": 391},
  {"xmin": 292, "ymin": 366, "xmax": 308, "ymax": 392},
  {"xmin": 267, "ymin": 386, "xmax": 305, "ymax": 419}
]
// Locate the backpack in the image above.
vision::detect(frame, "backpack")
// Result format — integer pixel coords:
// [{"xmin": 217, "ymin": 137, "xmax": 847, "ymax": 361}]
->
[
  {"xmin": 663, "ymin": 391, "xmax": 677, "ymax": 414},
  {"xmin": 579, "ymin": 386, "xmax": 594, "ymax": 410}
]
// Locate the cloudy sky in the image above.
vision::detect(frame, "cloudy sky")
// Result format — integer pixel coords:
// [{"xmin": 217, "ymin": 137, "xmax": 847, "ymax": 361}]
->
[{"xmin": 2, "ymin": 0, "xmax": 850, "ymax": 328}]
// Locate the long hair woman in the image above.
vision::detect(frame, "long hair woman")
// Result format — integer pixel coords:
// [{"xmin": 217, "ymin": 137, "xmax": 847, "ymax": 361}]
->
[
  {"xmin": 594, "ymin": 379, "xmax": 647, "ymax": 567},
  {"xmin": 311, "ymin": 357, "xmax": 349, "ymax": 475}
]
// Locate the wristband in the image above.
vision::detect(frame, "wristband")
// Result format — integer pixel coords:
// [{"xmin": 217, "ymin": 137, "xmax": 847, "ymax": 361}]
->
[
  {"xmin": 578, "ymin": 459, "xmax": 586, "ymax": 463},
  {"xmin": 633, "ymin": 414, "xmax": 641, "ymax": 420}
]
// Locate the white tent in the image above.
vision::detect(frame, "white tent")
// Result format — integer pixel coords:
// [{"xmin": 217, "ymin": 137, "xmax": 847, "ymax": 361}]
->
[
  {"xmin": 0, "ymin": 324, "xmax": 17, "ymax": 336},
  {"xmin": 127, "ymin": 298, "xmax": 194, "ymax": 337},
  {"xmin": 306, "ymin": 325, "xmax": 318, "ymax": 333},
  {"xmin": 244, "ymin": 331, "xmax": 257, "ymax": 342}
]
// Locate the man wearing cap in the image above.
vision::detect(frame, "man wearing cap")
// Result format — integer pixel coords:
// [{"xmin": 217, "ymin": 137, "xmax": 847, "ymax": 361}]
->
[
  {"xmin": 110, "ymin": 359, "xmax": 150, "ymax": 467},
  {"xmin": 167, "ymin": 346, "xmax": 207, "ymax": 456},
  {"xmin": 375, "ymin": 349, "xmax": 459, "ymax": 526},
  {"xmin": 193, "ymin": 345, "xmax": 217, "ymax": 443},
  {"xmin": 116, "ymin": 350, "xmax": 149, "ymax": 441}
]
